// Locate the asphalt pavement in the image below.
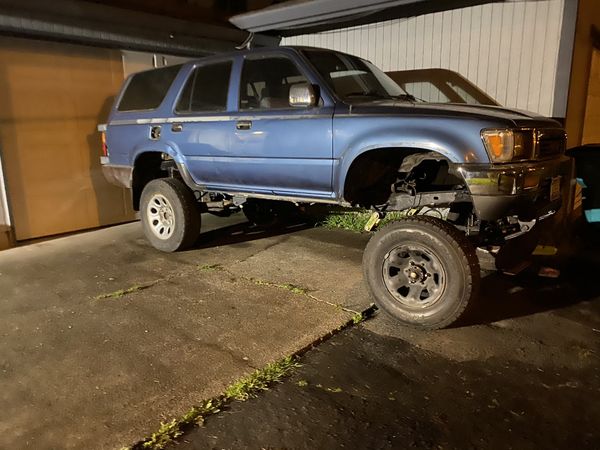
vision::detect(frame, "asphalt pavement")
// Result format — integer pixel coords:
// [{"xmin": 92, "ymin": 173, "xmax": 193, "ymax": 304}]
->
[{"xmin": 175, "ymin": 253, "xmax": 600, "ymax": 450}]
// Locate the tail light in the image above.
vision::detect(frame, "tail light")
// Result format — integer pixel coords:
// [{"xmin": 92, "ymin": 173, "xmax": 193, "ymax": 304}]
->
[{"xmin": 101, "ymin": 132, "xmax": 108, "ymax": 157}]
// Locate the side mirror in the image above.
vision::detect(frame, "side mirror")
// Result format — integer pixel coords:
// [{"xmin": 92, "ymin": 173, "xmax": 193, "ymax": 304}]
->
[{"xmin": 289, "ymin": 83, "xmax": 317, "ymax": 108}]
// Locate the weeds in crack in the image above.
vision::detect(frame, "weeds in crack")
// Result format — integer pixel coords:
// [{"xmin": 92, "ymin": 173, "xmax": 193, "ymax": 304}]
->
[
  {"xmin": 197, "ymin": 263, "xmax": 224, "ymax": 271},
  {"xmin": 131, "ymin": 356, "xmax": 299, "ymax": 450},
  {"xmin": 224, "ymin": 356, "xmax": 299, "ymax": 401},
  {"xmin": 137, "ymin": 399, "xmax": 222, "ymax": 450},
  {"xmin": 250, "ymin": 278, "xmax": 309, "ymax": 295},
  {"xmin": 94, "ymin": 281, "xmax": 157, "ymax": 300},
  {"xmin": 352, "ymin": 312, "xmax": 365, "ymax": 324}
]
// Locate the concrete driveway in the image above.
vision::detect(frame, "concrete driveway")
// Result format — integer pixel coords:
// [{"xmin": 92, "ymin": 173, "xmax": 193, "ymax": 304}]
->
[
  {"xmin": 3, "ymin": 213, "xmax": 598, "ymax": 449},
  {"xmin": 0, "ymin": 214, "xmax": 372, "ymax": 449}
]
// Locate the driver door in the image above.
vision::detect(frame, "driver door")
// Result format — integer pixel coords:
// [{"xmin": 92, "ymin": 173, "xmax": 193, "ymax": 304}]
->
[{"xmin": 225, "ymin": 53, "xmax": 334, "ymax": 199}]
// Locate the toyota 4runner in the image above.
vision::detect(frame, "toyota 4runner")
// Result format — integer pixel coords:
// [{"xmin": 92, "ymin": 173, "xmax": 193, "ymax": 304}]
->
[{"xmin": 98, "ymin": 46, "xmax": 570, "ymax": 330}]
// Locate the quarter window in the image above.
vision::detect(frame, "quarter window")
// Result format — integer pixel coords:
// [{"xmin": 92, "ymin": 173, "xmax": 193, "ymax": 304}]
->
[
  {"xmin": 118, "ymin": 65, "xmax": 181, "ymax": 112},
  {"xmin": 239, "ymin": 57, "xmax": 309, "ymax": 110},
  {"xmin": 176, "ymin": 61, "xmax": 232, "ymax": 113}
]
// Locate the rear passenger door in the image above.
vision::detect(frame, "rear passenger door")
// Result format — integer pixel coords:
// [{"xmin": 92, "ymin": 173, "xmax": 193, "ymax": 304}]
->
[
  {"xmin": 164, "ymin": 59, "xmax": 235, "ymax": 186},
  {"xmin": 228, "ymin": 54, "xmax": 334, "ymax": 199}
]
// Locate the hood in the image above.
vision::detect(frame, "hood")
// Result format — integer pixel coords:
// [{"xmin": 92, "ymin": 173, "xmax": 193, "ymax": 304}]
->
[{"xmin": 347, "ymin": 100, "xmax": 562, "ymax": 128}]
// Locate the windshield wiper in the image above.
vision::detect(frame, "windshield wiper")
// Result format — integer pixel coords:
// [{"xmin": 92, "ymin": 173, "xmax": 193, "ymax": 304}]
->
[{"xmin": 343, "ymin": 91, "xmax": 389, "ymax": 99}]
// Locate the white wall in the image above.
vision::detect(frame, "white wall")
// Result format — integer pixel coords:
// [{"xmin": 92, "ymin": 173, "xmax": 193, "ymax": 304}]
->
[
  {"xmin": 283, "ymin": 0, "xmax": 572, "ymax": 117},
  {"xmin": 0, "ymin": 155, "xmax": 10, "ymax": 227}
]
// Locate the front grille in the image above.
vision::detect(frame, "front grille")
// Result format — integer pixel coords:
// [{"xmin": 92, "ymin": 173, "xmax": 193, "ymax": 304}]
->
[{"xmin": 536, "ymin": 129, "xmax": 566, "ymax": 159}]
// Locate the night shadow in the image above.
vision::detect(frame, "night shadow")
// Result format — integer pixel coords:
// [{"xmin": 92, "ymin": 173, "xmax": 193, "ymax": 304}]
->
[
  {"xmin": 189, "ymin": 218, "xmax": 315, "ymax": 251},
  {"xmin": 87, "ymin": 95, "xmax": 135, "ymax": 226},
  {"xmin": 459, "ymin": 244, "xmax": 600, "ymax": 327}
]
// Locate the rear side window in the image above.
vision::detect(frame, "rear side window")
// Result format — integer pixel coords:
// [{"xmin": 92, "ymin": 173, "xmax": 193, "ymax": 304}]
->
[
  {"xmin": 118, "ymin": 65, "xmax": 182, "ymax": 112},
  {"xmin": 176, "ymin": 61, "xmax": 232, "ymax": 113}
]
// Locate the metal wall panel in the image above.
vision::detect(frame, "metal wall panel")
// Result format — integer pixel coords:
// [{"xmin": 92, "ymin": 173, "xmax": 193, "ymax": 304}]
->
[
  {"xmin": 0, "ymin": 37, "xmax": 134, "ymax": 241},
  {"xmin": 282, "ymin": 0, "xmax": 568, "ymax": 117}
]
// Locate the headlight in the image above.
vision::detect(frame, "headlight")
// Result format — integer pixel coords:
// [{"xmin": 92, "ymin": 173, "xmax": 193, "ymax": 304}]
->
[{"xmin": 481, "ymin": 129, "xmax": 535, "ymax": 163}]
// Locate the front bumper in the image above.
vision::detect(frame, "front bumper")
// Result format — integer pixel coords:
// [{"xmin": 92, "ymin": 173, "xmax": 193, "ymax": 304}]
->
[{"xmin": 458, "ymin": 156, "xmax": 571, "ymax": 221}]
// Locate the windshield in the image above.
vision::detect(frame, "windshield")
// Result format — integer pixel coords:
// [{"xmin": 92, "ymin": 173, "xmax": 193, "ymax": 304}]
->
[
  {"xmin": 385, "ymin": 69, "xmax": 499, "ymax": 105},
  {"xmin": 302, "ymin": 49, "xmax": 412, "ymax": 101}
]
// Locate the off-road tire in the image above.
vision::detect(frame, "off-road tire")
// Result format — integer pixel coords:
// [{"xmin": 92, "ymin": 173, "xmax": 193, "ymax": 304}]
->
[
  {"xmin": 140, "ymin": 178, "xmax": 201, "ymax": 252},
  {"xmin": 363, "ymin": 216, "xmax": 480, "ymax": 330}
]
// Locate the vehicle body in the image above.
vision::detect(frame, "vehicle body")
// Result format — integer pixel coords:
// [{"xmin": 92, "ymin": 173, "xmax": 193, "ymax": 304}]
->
[
  {"xmin": 99, "ymin": 46, "xmax": 570, "ymax": 329},
  {"xmin": 386, "ymin": 68, "xmax": 499, "ymax": 106}
]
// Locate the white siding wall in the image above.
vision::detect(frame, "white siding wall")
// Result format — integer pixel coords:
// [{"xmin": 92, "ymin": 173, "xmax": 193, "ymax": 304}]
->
[
  {"xmin": 0, "ymin": 156, "xmax": 10, "ymax": 227},
  {"xmin": 282, "ymin": 0, "xmax": 568, "ymax": 117}
]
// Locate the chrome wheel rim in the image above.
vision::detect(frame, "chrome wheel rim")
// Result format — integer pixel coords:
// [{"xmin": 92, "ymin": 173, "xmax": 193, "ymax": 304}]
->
[
  {"xmin": 147, "ymin": 194, "xmax": 175, "ymax": 240},
  {"xmin": 382, "ymin": 244, "xmax": 446, "ymax": 309}
]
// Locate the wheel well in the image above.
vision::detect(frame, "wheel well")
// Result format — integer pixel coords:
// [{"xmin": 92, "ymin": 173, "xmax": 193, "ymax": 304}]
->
[
  {"xmin": 343, "ymin": 148, "xmax": 464, "ymax": 207},
  {"xmin": 132, "ymin": 152, "xmax": 168, "ymax": 211}
]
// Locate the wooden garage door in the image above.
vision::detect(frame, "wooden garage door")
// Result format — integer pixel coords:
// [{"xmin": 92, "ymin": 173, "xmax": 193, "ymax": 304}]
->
[
  {"xmin": 582, "ymin": 48, "xmax": 600, "ymax": 145},
  {"xmin": 0, "ymin": 37, "xmax": 134, "ymax": 241}
]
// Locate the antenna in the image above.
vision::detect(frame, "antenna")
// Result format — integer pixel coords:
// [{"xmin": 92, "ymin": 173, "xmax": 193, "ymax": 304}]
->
[{"xmin": 236, "ymin": 32, "xmax": 255, "ymax": 50}]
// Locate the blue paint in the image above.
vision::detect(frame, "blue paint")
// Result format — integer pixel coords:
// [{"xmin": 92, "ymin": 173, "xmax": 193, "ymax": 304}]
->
[
  {"xmin": 103, "ymin": 46, "xmax": 564, "ymax": 205},
  {"xmin": 585, "ymin": 209, "xmax": 600, "ymax": 223}
]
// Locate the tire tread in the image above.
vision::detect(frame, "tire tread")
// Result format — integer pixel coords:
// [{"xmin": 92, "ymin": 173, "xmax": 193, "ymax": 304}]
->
[
  {"xmin": 140, "ymin": 177, "xmax": 200, "ymax": 252},
  {"xmin": 363, "ymin": 215, "xmax": 480, "ymax": 330}
]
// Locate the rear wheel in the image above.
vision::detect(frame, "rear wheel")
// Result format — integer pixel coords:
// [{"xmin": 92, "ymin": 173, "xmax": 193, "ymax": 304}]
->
[
  {"xmin": 363, "ymin": 216, "xmax": 480, "ymax": 330},
  {"xmin": 140, "ymin": 178, "xmax": 201, "ymax": 252}
]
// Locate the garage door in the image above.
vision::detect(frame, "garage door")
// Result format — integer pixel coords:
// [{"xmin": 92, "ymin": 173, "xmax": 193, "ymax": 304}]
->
[
  {"xmin": 0, "ymin": 37, "xmax": 134, "ymax": 241},
  {"xmin": 582, "ymin": 48, "xmax": 600, "ymax": 145}
]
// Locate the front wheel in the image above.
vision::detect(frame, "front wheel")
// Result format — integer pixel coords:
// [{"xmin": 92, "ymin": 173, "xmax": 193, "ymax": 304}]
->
[
  {"xmin": 363, "ymin": 216, "xmax": 480, "ymax": 330},
  {"xmin": 140, "ymin": 178, "xmax": 201, "ymax": 252}
]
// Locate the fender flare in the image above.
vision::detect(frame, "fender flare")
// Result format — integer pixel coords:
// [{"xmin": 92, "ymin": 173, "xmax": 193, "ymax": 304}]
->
[{"xmin": 131, "ymin": 141, "xmax": 183, "ymax": 167}]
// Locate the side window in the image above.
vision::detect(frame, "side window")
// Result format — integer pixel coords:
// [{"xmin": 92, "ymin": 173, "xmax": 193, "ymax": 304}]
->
[
  {"xmin": 118, "ymin": 65, "xmax": 182, "ymax": 111},
  {"xmin": 239, "ymin": 57, "xmax": 309, "ymax": 110},
  {"xmin": 176, "ymin": 61, "xmax": 232, "ymax": 113}
]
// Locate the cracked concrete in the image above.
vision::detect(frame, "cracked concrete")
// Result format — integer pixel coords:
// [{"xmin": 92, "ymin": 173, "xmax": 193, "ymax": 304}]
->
[{"xmin": 0, "ymin": 214, "xmax": 372, "ymax": 450}]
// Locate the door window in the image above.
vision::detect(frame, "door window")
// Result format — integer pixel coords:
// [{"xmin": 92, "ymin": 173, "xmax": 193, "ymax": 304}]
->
[
  {"xmin": 176, "ymin": 61, "xmax": 232, "ymax": 113},
  {"xmin": 239, "ymin": 57, "xmax": 309, "ymax": 110}
]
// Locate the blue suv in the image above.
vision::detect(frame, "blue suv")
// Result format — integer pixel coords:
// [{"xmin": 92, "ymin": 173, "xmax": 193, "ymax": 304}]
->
[{"xmin": 99, "ymin": 46, "xmax": 570, "ymax": 329}]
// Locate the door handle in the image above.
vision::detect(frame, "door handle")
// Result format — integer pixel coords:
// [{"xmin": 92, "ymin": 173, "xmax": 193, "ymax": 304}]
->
[
  {"xmin": 236, "ymin": 120, "xmax": 252, "ymax": 130},
  {"xmin": 171, "ymin": 123, "xmax": 183, "ymax": 132}
]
